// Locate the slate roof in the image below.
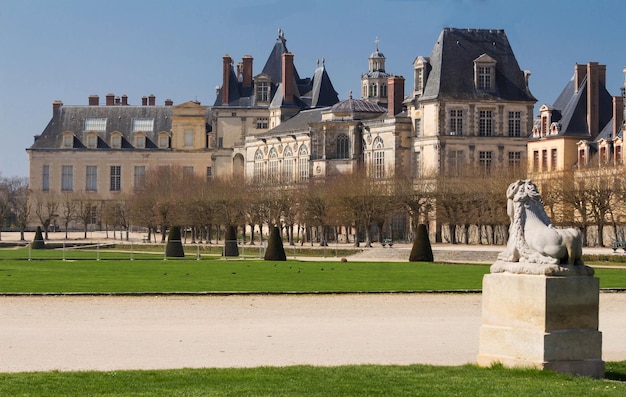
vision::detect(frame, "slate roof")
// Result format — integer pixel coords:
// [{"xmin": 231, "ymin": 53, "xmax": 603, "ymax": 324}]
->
[
  {"xmin": 258, "ymin": 107, "xmax": 327, "ymax": 136},
  {"xmin": 28, "ymin": 105, "xmax": 176, "ymax": 150},
  {"xmin": 420, "ymin": 28, "xmax": 536, "ymax": 102},
  {"xmin": 329, "ymin": 97, "xmax": 387, "ymax": 114}
]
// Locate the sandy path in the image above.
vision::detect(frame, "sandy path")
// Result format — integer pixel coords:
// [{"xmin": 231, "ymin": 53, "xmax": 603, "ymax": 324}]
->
[{"xmin": 1, "ymin": 293, "xmax": 626, "ymax": 373}]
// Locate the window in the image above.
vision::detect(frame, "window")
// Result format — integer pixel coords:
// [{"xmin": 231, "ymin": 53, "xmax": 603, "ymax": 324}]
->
[
  {"xmin": 298, "ymin": 145, "xmax": 309, "ymax": 182},
  {"xmin": 474, "ymin": 55, "xmax": 496, "ymax": 92},
  {"xmin": 87, "ymin": 134, "xmax": 97, "ymax": 148},
  {"xmin": 84, "ymin": 118, "xmax": 107, "ymax": 132},
  {"xmin": 381, "ymin": 83, "xmax": 387, "ymax": 98},
  {"xmin": 448, "ymin": 150, "xmax": 464, "ymax": 176},
  {"xmin": 86, "ymin": 166, "xmax": 97, "ymax": 191},
  {"xmin": 414, "ymin": 67, "xmax": 423, "ymax": 93},
  {"xmin": 362, "ymin": 83, "xmax": 367, "ymax": 98},
  {"xmin": 373, "ymin": 137, "xmax": 385, "ymax": 179},
  {"xmin": 42, "ymin": 165, "xmax": 49, "ymax": 191},
  {"xmin": 414, "ymin": 118, "xmax": 422, "ymax": 137},
  {"xmin": 268, "ymin": 148, "xmax": 279, "ymax": 183},
  {"xmin": 415, "ymin": 152, "xmax": 422, "ymax": 177},
  {"xmin": 135, "ymin": 134, "xmax": 145, "ymax": 148},
  {"xmin": 256, "ymin": 82, "xmax": 269, "ymax": 102},
  {"xmin": 256, "ymin": 117, "xmax": 269, "ymax": 129},
  {"xmin": 89, "ymin": 205, "xmax": 98, "ymax": 225},
  {"xmin": 110, "ymin": 165, "xmax": 121, "ymax": 191},
  {"xmin": 617, "ymin": 146, "xmax": 623, "ymax": 165},
  {"xmin": 508, "ymin": 111, "xmax": 521, "ymax": 137},
  {"xmin": 254, "ymin": 149, "xmax": 265, "ymax": 183},
  {"xmin": 450, "ymin": 110, "xmax": 463, "ymax": 135},
  {"xmin": 477, "ymin": 66, "xmax": 492, "ymax": 90},
  {"xmin": 158, "ymin": 133, "xmax": 169, "ymax": 149},
  {"xmin": 508, "ymin": 152, "xmax": 521, "ymax": 170},
  {"xmin": 206, "ymin": 166, "xmax": 213, "ymax": 180},
  {"xmin": 61, "ymin": 165, "xmax": 73, "ymax": 191},
  {"xmin": 283, "ymin": 146, "xmax": 294, "ymax": 183},
  {"xmin": 111, "ymin": 134, "xmax": 122, "ymax": 149},
  {"xmin": 578, "ymin": 149, "xmax": 586, "ymax": 166},
  {"xmin": 541, "ymin": 150, "xmax": 548, "ymax": 170},
  {"xmin": 184, "ymin": 129, "xmax": 193, "ymax": 147},
  {"xmin": 533, "ymin": 150, "xmax": 540, "ymax": 172},
  {"xmin": 551, "ymin": 148, "xmax": 558, "ymax": 170},
  {"xmin": 134, "ymin": 166, "xmax": 146, "ymax": 188},
  {"xmin": 370, "ymin": 83, "xmax": 377, "ymax": 97},
  {"xmin": 63, "ymin": 134, "xmax": 73, "ymax": 148},
  {"xmin": 336, "ymin": 134, "xmax": 349, "ymax": 159},
  {"xmin": 478, "ymin": 151, "xmax": 492, "ymax": 175},
  {"xmin": 478, "ymin": 110, "xmax": 493, "ymax": 136},
  {"xmin": 131, "ymin": 118, "xmax": 154, "ymax": 132}
]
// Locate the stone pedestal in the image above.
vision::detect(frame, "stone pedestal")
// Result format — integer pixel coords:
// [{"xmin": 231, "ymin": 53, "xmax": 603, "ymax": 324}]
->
[{"xmin": 477, "ymin": 272, "xmax": 604, "ymax": 378}]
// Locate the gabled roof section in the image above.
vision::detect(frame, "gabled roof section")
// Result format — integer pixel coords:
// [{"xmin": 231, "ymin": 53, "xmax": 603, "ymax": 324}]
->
[
  {"xmin": 261, "ymin": 107, "xmax": 327, "ymax": 136},
  {"xmin": 309, "ymin": 63, "xmax": 339, "ymax": 107},
  {"xmin": 420, "ymin": 28, "xmax": 536, "ymax": 102},
  {"xmin": 261, "ymin": 29, "xmax": 301, "ymax": 84}
]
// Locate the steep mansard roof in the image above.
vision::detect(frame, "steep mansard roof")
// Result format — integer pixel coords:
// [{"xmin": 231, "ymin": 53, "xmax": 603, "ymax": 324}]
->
[
  {"xmin": 28, "ymin": 105, "xmax": 178, "ymax": 150},
  {"xmin": 420, "ymin": 28, "xmax": 536, "ymax": 102}
]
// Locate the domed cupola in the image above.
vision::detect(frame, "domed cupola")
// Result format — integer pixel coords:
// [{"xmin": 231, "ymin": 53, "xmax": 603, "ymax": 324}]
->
[{"xmin": 361, "ymin": 37, "xmax": 391, "ymax": 106}]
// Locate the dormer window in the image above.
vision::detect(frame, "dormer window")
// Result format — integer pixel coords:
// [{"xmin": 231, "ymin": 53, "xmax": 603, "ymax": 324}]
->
[
  {"xmin": 413, "ymin": 56, "xmax": 429, "ymax": 95},
  {"xmin": 86, "ymin": 133, "xmax": 98, "ymax": 148},
  {"xmin": 110, "ymin": 133, "xmax": 122, "ymax": 149},
  {"xmin": 84, "ymin": 118, "xmax": 107, "ymax": 132},
  {"xmin": 135, "ymin": 134, "xmax": 146, "ymax": 148},
  {"xmin": 158, "ymin": 132, "xmax": 169, "ymax": 149},
  {"xmin": 474, "ymin": 54, "xmax": 496, "ymax": 92},
  {"xmin": 62, "ymin": 132, "xmax": 74, "ymax": 148},
  {"xmin": 254, "ymin": 74, "xmax": 271, "ymax": 104}
]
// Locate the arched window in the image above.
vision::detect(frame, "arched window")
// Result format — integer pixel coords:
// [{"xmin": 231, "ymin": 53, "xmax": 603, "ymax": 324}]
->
[
  {"xmin": 268, "ymin": 147, "xmax": 279, "ymax": 183},
  {"xmin": 298, "ymin": 144, "xmax": 309, "ymax": 182},
  {"xmin": 254, "ymin": 149, "xmax": 265, "ymax": 183},
  {"xmin": 373, "ymin": 137, "xmax": 385, "ymax": 179},
  {"xmin": 283, "ymin": 146, "xmax": 294, "ymax": 183},
  {"xmin": 336, "ymin": 134, "xmax": 350, "ymax": 159}
]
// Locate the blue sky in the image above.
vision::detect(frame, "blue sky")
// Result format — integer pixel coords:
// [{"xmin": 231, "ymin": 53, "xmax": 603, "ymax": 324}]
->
[{"xmin": 1, "ymin": 0, "xmax": 625, "ymax": 179}]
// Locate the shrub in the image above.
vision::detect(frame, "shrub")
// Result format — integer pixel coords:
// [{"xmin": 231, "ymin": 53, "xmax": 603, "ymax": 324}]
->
[
  {"xmin": 224, "ymin": 225, "xmax": 239, "ymax": 257},
  {"xmin": 264, "ymin": 225, "xmax": 287, "ymax": 261},
  {"xmin": 165, "ymin": 226, "xmax": 185, "ymax": 257},
  {"xmin": 31, "ymin": 226, "xmax": 46, "ymax": 249},
  {"xmin": 409, "ymin": 223, "xmax": 434, "ymax": 262}
]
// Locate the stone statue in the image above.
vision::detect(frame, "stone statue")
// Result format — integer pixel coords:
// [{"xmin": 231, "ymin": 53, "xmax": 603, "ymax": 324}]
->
[{"xmin": 492, "ymin": 179, "xmax": 593, "ymax": 276}]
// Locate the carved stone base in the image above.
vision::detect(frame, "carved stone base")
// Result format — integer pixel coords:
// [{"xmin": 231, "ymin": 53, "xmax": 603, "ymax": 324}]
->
[
  {"xmin": 490, "ymin": 260, "xmax": 595, "ymax": 276},
  {"xmin": 477, "ymin": 272, "xmax": 604, "ymax": 378}
]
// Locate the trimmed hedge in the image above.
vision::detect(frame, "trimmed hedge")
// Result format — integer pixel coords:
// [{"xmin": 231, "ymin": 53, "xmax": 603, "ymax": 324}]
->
[
  {"xmin": 224, "ymin": 225, "xmax": 239, "ymax": 257},
  {"xmin": 31, "ymin": 226, "xmax": 46, "ymax": 249},
  {"xmin": 264, "ymin": 225, "xmax": 287, "ymax": 261},
  {"xmin": 165, "ymin": 226, "xmax": 185, "ymax": 257},
  {"xmin": 409, "ymin": 223, "xmax": 434, "ymax": 262}
]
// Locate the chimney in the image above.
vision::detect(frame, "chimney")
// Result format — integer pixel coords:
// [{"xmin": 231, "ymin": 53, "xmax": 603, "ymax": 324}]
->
[
  {"xmin": 148, "ymin": 94, "xmax": 156, "ymax": 106},
  {"xmin": 282, "ymin": 52, "xmax": 295, "ymax": 104},
  {"xmin": 236, "ymin": 61, "xmax": 243, "ymax": 82},
  {"xmin": 121, "ymin": 95, "xmax": 128, "ymax": 106},
  {"xmin": 387, "ymin": 76, "xmax": 405, "ymax": 117},
  {"xmin": 587, "ymin": 62, "xmax": 604, "ymax": 138},
  {"xmin": 164, "ymin": 99, "xmax": 173, "ymax": 106},
  {"xmin": 242, "ymin": 55, "xmax": 253, "ymax": 88},
  {"xmin": 106, "ymin": 93, "xmax": 115, "ymax": 106},
  {"xmin": 142, "ymin": 96, "xmax": 148, "ymax": 106},
  {"xmin": 614, "ymin": 96, "xmax": 624, "ymax": 138},
  {"xmin": 88, "ymin": 95, "xmax": 99, "ymax": 106},
  {"xmin": 574, "ymin": 64, "xmax": 587, "ymax": 93},
  {"xmin": 52, "ymin": 100, "xmax": 63, "ymax": 115},
  {"xmin": 115, "ymin": 96, "xmax": 121, "ymax": 105},
  {"xmin": 222, "ymin": 54, "xmax": 232, "ymax": 105}
]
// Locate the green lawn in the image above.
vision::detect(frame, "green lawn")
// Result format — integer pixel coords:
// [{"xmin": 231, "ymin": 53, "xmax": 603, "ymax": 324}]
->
[{"xmin": 1, "ymin": 363, "xmax": 626, "ymax": 396}]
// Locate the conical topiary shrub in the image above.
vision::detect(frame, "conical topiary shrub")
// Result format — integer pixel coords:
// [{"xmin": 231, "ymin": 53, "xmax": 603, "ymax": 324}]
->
[
  {"xmin": 409, "ymin": 223, "xmax": 434, "ymax": 262},
  {"xmin": 165, "ymin": 226, "xmax": 185, "ymax": 257},
  {"xmin": 31, "ymin": 226, "xmax": 46, "ymax": 249},
  {"xmin": 223, "ymin": 225, "xmax": 239, "ymax": 257},
  {"xmin": 264, "ymin": 225, "xmax": 287, "ymax": 261}
]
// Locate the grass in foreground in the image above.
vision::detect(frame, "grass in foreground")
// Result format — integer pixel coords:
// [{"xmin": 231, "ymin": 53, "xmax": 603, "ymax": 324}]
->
[{"xmin": 1, "ymin": 363, "xmax": 626, "ymax": 397}]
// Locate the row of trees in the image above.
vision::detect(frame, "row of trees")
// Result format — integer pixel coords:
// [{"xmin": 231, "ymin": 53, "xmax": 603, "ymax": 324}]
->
[{"xmin": 0, "ymin": 174, "xmax": 30, "ymax": 240}]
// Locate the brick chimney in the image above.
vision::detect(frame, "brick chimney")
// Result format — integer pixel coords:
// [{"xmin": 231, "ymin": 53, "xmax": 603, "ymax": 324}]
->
[
  {"xmin": 387, "ymin": 76, "xmax": 405, "ymax": 117},
  {"xmin": 587, "ymin": 62, "xmax": 605, "ymax": 139},
  {"xmin": 52, "ymin": 100, "xmax": 63, "ymax": 115},
  {"xmin": 242, "ymin": 55, "xmax": 253, "ymax": 88},
  {"xmin": 148, "ymin": 94, "xmax": 156, "ymax": 106},
  {"xmin": 142, "ymin": 96, "xmax": 148, "ymax": 106},
  {"xmin": 106, "ymin": 93, "xmax": 115, "ymax": 106},
  {"xmin": 121, "ymin": 95, "xmax": 128, "ymax": 106},
  {"xmin": 282, "ymin": 52, "xmax": 295, "ymax": 104},
  {"xmin": 222, "ymin": 54, "xmax": 232, "ymax": 105},
  {"xmin": 614, "ymin": 95, "xmax": 624, "ymax": 138},
  {"xmin": 88, "ymin": 95, "xmax": 99, "ymax": 106},
  {"xmin": 115, "ymin": 96, "xmax": 121, "ymax": 105},
  {"xmin": 165, "ymin": 99, "xmax": 173, "ymax": 106}
]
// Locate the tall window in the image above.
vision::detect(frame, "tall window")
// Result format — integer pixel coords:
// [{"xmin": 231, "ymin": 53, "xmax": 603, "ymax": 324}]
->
[
  {"xmin": 87, "ymin": 134, "xmax": 97, "ymax": 148},
  {"xmin": 42, "ymin": 165, "xmax": 50, "ymax": 191},
  {"xmin": 373, "ymin": 137, "xmax": 385, "ymax": 179},
  {"xmin": 336, "ymin": 134, "xmax": 349, "ymax": 159},
  {"xmin": 135, "ymin": 134, "xmax": 145, "ymax": 148},
  {"xmin": 86, "ymin": 166, "xmax": 97, "ymax": 191},
  {"xmin": 254, "ymin": 149, "xmax": 265, "ymax": 183},
  {"xmin": 268, "ymin": 148, "xmax": 279, "ymax": 183},
  {"xmin": 61, "ymin": 165, "xmax": 73, "ymax": 191},
  {"xmin": 111, "ymin": 134, "xmax": 122, "ymax": 149},
  {"xmin": 63, "ymin": 134, "xmax": 73, "ymax": 148},
  {"xmin": 158, "ymin": 133, "xmax": 169, "ymax": 149},
  {"xmin": 533, "ymin": 150, "xmax": 540, "ymax": 172},
  {"xmin": 256, "ymin": 117, "xmax": 269, "ymax": 129},
  {"xmin": 298, "ymin": 145, "xmax": 309, "ymax": 182},
  {"xmin": 478, "ymin": 110, "xmax": 493, "ymax": 136},
  {"xmin": 508, "ymin": 152, "xmax": 521, "ymax": 170},
  {"xmin": 110, "ymin": 165, "xmax": 121, "ymax": 191},
  {"xmin": 134, "ymin": 166, "xmax": 146, "ymax": 189},
  {"xmin": 450, "ymin": 109, "xmax": 463, "ymax": 135},
  {"xmin": 381, "ymin": 83, "xmax": 387, "ymax": 98},
  {"xmin": 578, "ymin": 149, "xmax": 586, "ymax": 166},
  {"xmin": 477, "ymin": 66, "xmax": 492, "ymax": 90},
  {"xmin": 184, "ymin": 129, "xmax": 194, "ymax": 147},
  {"xmin": 370, "ymin": 83, "xmax": 377, "ymax": 97},
  {"xmin": 478, "ymin": 151, "xmax": 492, "ymax": 175},
  {"xmin": 448, "ymin": 150, "xmax": 464, "ymax": 176},
  {"xmin": 256, "ymin": 82, "xmax": 269, "ymax": 102},
  {"xmin": 541, "ymin": 150, "xmax": 548, "ymax": 171},
  {"xmin": 508, "ymin": 111, "xmax": 521, "ymax": 137},
  {"xmin": 414, "ymin": 68, "xmax": 423, "ymax": 93},
  {"xmin": 206, "ymin": 166, "xmax": 213, "ymax": 180},
  {"xmin": 551, "ymin": 148, "xmax": 558, "ymax": 170},
  {"xmin": 283, "ymin": 146, "xmax": 294, "ymax": 183}
]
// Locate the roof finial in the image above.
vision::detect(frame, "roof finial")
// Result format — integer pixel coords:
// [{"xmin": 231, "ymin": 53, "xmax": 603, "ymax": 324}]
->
[
  {"xmin": 316, "ymin": 58, "xmax": 320, "ymax": 67},
  {"xmin": 375, "ymin": 37, "xmax": 379, "ymax": 51},
  {"xmin": 349, "ymin": 90, "xmax": 353, "ymax": 99},
  {"xmin": 322, "ymin": 57, "xmax": 325, "ymax": 66}
]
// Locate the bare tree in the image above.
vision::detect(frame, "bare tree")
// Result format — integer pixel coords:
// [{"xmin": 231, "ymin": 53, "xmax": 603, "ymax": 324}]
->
[
  {"xmin": 32, "ymin": 191, "xmax": 60, "ymax": 239},
  {"xmin": 9, "ymin": 178, "xmax": 30, "ymax": 241},
  {"xmin": 60, "ymin": 192, "xmax": 78, "ymax": 239}
]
